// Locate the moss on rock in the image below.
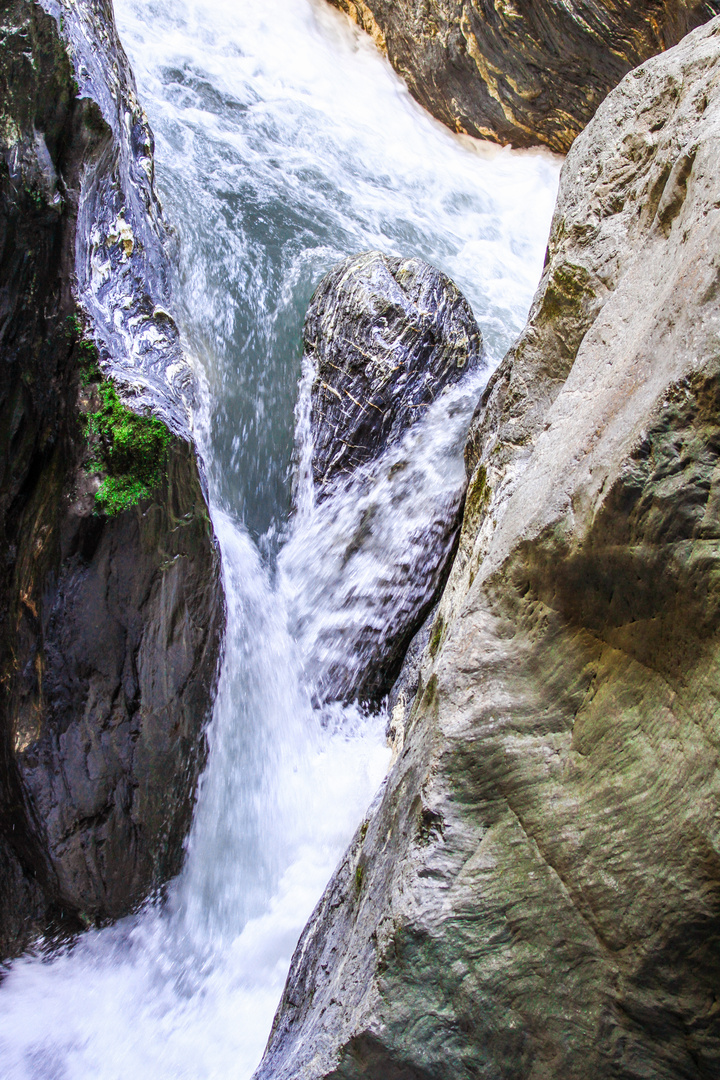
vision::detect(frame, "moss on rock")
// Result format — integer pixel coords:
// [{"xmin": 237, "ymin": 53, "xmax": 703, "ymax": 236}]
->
[
  {"xmin": 83, "ymin": 378, "xmax": 171, "ymax": 516},
  {"xmin": 67, "ymin": 316, "xmax": 172, "ymax": 516}
]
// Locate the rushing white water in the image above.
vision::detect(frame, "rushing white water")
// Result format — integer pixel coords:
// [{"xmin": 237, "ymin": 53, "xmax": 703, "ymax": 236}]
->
[{"xmin": 0, "ymin": 1, "xmax": 560, "ymax": 1077}]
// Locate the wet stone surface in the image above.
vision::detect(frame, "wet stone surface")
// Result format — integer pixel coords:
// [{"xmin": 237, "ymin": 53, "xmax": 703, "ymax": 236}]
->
[{"xmin": 305, "ymin": 251, "xmax": 483, "ymax": 498}]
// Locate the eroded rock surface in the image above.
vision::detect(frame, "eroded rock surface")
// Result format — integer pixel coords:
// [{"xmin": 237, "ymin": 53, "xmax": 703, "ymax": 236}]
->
[
  {"xmin": 0, "ymin": 0, "xmax": 223, "ymax": 957},
  {"xmin": 306, "ymin": 251, "xmax": 482, "ymax": 497},
  {"xmin": 328, "ymin": 0, "xmax": 720, "ymax": 152},
  {"xmin": 257, "ymin": 18, "xmax": 720, "ymax": 1080},
  {"xmin": 285, "ymin": 252, "xmax": 482, "ymax": 707}
]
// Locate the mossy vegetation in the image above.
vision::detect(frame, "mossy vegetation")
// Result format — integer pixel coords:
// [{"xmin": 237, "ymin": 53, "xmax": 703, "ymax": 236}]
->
[
  {"xmin": 70, "ymin": 318, "xmax": 171, "ymax": 516},
  {"xmin": 463, "ymin": 464, "xmax": 491, "ymax": 541},
  {"xmin": 421, "ymin": 673, "xmax": 438, "ymax": 709},
  {"xmin": 539, "ymin": 261, "xmax": 593, "ymax": 322},
  {"xmin": 429, "ymin": 615, "xmax": 444, "ymax": 658},
  {"xmin": 85, "ymin": 380, "xmax": 171, "ymax": 516}
]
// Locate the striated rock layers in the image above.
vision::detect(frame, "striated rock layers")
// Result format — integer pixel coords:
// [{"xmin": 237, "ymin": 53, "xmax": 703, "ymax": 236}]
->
[
  {"xmin": 328, "ymin": 0, "xmax": 720, "ymax": 152},
  {"xmin": 292, "ymin": 251, "xmax": 482, "ymax": 706},
  {"xmin": 0, "ymin": 0, "xmax": 223, "ymax": 957},
  {"xmin": 257, "ymin": 18, "xmax": 720, "ymax": 1080},
  {"xmin": 306, "ymin": 251, "xmax": 482, "ymax": 497}
]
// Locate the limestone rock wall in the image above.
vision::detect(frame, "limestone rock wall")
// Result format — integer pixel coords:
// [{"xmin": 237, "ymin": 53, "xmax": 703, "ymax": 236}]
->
[
  {"xmin": 256, "ymin": 18, "xmax": 720, "ymax": 1080},
  {"xmin": 328, "ymin": 0, "xmax": 720, "ymax": 152},
  {"xmin": 0, "ymin": 0, "xmax": 223, "ymax": 957}
]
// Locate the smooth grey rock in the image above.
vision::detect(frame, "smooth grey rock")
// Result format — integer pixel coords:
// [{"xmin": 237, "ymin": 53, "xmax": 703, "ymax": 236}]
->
[
  {"xmin": 256, "ymin": 18, "xmax": 720, "ymax": 1080},
  {"xmin": 328, "ymin": 0, "xmax": 720, "ymax": 153}
]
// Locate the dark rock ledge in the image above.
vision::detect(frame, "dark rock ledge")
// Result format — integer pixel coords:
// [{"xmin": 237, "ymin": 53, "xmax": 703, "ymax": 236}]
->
[{"xmin": 0, "ymin": 0, "xmax": 223, "ymax": 959}]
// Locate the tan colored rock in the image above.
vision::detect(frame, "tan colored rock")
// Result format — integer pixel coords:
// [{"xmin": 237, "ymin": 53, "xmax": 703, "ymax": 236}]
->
[
  {"xmin": 256, "ymin": 18, "xmax": 720, "ymax": 1079},
  {"xmin": 327, "ymin": 0, "xmax": 720, "ymax": 152}
]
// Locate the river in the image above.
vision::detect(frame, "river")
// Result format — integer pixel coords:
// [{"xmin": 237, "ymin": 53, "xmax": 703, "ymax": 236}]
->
[{"xmin": 0, "ymin": 1, "xmax": 559, "ymax": 1076}]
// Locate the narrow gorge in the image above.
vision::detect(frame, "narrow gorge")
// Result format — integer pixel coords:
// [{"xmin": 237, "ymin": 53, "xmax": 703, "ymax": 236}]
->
[{"xmin": 1, "ymin": 1, "xmax": 719, "ymax": 1079}]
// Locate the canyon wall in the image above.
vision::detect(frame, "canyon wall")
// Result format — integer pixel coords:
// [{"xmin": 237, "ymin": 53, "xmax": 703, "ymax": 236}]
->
[
  {"xmin": 257, "ymin": 16, "xmax": 720, "ymax": 1079},
  {"xmin": 0, "ymin": 0, "xmax": 223, "ymax": 957},
  {"xmin": 328, "ymin": 0, "xmax": 720, "ymax": 151}
]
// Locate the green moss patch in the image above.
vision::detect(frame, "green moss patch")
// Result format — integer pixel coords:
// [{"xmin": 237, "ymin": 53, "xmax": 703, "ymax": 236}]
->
[
  {"xmin": 429, "ymin": 615, "xmax": 444, "ymax": 658},
  {"xmin": 84, "ymin": 380, "xmax": 171, "ymax": 516},
  {"xmin": 462, "ymin": 464, "xmax": 492, "ymax": 542},
  {"xmin": 70, "ymin": 321, "xmax": 171, "ymax": 516},
  {"xmin": 539, "ymin": 261, "xmax": 593, "ymax": 323}
]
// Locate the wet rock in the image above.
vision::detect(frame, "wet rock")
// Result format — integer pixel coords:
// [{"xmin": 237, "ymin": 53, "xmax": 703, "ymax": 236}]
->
[
  {"xmin": 305, "ymin": 251, "xmax": 482, "ymax": 497},
  {"xmin": 0, "ymin": 0, "xmax": 223, "ymax": 958},
  {"xmin": 328, "ymin": 0, "xmax": 720, "ymax": 152},
  {"xmin": 256, "ymin": 18, "xmax": 720, "ymax": 1080},
  {"xmin": 288, "ymin": 251, "xmax": 482, "ymax": 707}
]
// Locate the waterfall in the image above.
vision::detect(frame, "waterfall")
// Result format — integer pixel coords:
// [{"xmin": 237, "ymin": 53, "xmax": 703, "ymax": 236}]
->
[{"xmin": 0, "ymin": 1, "xmax": 560, "ymax": 1076}]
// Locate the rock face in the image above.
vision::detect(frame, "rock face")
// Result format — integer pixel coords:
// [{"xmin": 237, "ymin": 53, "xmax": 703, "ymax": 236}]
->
[
  {"xmin": 286, "ymin": 251, "xmax": 482, "ymax": 707},
  {"xmin": 305, "ymin": 251, "xmax": 482, "ymax": 498},
  {"xmin": 257, "ymin": 18, "xmax": 720, "ymax": 1080},
  {"xmin": 328, "ymin": 0, "xmax": 720, "ymax": 152},
  {"xmin": 0, "ymin": 0, "xmax": 223, "ymax": 957}
]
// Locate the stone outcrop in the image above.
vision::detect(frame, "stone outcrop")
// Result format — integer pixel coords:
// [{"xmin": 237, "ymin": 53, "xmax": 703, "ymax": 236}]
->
[
  {"xmin": 256, "ymin": 17, "xmax": 720, "ymax": 1080},
  {"xmin": 328, "ymin": 0, "xmax": 720, "ymax": 152},
  {"xmin": 288, "ymin": 251, "xmax": 481, "ymax": 707},
  {"xmin": 0, "ymin": 0, "xmax": 223, "ymax": 957},
  {"xmin": 305, "ymin": 251, "xmax": 482, "ymax": 498}
]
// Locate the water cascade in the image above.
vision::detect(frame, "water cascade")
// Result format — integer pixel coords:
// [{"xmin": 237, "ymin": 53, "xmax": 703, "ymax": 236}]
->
[{"xmin": 0, "ymin": 1, "xmax": 560, "ymax": 1076}]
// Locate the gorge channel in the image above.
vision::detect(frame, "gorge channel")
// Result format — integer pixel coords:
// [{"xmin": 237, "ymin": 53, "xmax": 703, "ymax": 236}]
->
[{"xmin": 0, "ymin": 0, "xmax": 559, "ymax": 1076}]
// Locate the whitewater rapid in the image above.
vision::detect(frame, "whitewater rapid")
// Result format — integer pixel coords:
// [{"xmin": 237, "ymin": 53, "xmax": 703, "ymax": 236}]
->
[{"xmin": 0, "ymin": 1, "xmax": 560, "ymax": 1077}]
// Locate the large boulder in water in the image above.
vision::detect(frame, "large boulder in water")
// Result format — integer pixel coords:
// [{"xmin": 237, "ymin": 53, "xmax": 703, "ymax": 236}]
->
[
  {"xmin": 258, "ymin": 18, "xmax": 720, "ymax": 1080},
  {"xmin": 305, "ymin": 251, "xmax": 482, "ymax": 498},
  {"xmin": 327, "ymin": 0, "xmax": 720, "ymax": 153},
  {"xmin": 283, "ymin": 252, "xmax": 483, "ymax": 707}
]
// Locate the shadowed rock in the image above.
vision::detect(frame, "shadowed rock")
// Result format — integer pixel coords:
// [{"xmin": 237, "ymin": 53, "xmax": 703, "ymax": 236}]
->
[{"xmin": 0, "ymin": 0, "xmax": 223, "ymax": 957}]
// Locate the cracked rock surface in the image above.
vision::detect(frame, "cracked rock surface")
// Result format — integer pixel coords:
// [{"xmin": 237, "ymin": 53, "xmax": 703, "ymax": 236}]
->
[{"xmin": 256, "ymin": 18, "xmax": 720, "ymax": 1080}]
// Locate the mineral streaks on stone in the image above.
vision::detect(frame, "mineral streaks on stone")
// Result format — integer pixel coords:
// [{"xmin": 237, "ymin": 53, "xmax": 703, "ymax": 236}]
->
[
  {"xmin": 328, "ymin": 0, "xmax": 720, "ymax": 152},
  {"xmin": 256, "ymin": 19, "xmax": 720, "ymax": 1080},
  {"xmin": 289, "ymin": 252, "xmax": 483, "ymax": 708},
  {"xmin": 44, "ymin": 0, "xmax": 195, "ymax": 435},
  {"xmin": 306, "ymin": 251, "xmax": 482, "ymax": 497}
]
